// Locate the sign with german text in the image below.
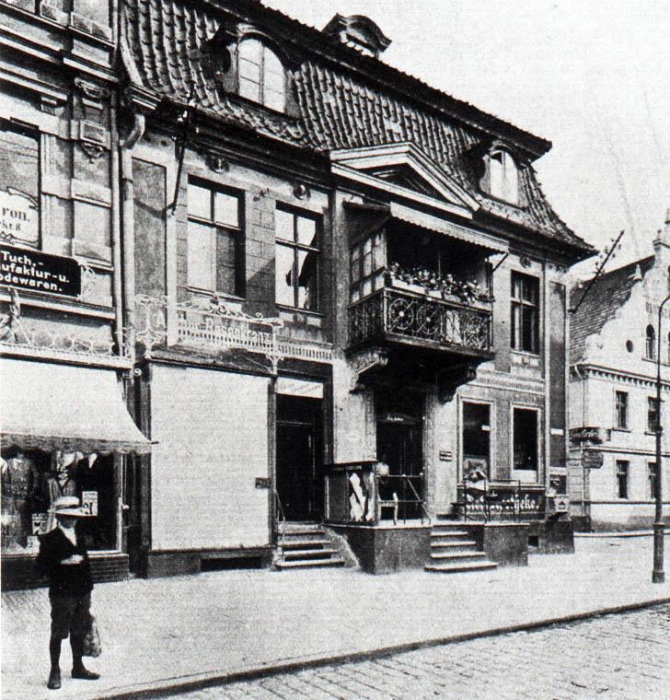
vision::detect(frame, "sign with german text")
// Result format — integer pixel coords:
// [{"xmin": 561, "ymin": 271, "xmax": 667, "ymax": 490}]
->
[
  {"xmin": 0, "ymin": 188, "xmax": 38, "ymax": 247},
  {"xmin": 0, "ymin": 245, "xmax": 81, "ymax": 297},
  {"xmin": 81, "ymin": 491, "xmax": 99, "ymax": 516}
]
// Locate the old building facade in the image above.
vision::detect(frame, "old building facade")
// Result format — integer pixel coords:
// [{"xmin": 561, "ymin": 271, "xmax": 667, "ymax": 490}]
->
[
  {"xmin": 0, "ymin": 0, "xmax": 150, "ymax": 589},
  {"xmin": 1, "ymin": 0, "xmax": 593, "ymax": 584},
  {"xmin": 569, "ymin": 216, "xmax": 670, "ymax": 531}
]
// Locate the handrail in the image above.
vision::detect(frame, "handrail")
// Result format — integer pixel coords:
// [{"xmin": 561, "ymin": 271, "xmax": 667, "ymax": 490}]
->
[{"xmin": 273, "ymin": 489, "xmax": 286, "ymax": 528}]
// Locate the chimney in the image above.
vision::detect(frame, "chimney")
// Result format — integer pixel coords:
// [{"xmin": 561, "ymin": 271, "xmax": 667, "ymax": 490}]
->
[{"xmin": 323, "ymin": 14, "xmax": 391, "ymax": 58}]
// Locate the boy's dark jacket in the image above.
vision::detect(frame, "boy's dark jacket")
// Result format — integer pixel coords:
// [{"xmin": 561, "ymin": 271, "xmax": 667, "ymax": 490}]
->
[{"xmin": 36, "ymin": 527, "xmax": 93, "ymax": 597}]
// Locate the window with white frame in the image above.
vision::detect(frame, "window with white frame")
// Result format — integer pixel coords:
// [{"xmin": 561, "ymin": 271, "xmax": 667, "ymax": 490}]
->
[
  {"xmin": 513, "ymin": 408, "xmax": 538, "ymax": 471},
  {"xmin": 275, "ymin": 206, "xmax": 320, "ymax": 311},
  {"xmin": 238, "ymin": 39, "xmax": 285, "ymax": 112},
  {"xmin": 646, "ymin": 324, "xmax": 656, "ymax": 360},
  {"xmin": 350, "ymin": 232, "xmax": 386, "ymax": 302},
  {"xmin": 616, "ymin": 460, "xmax": 629, "ymax": 499},
  {"xmin": 648, "ymin": 397, "xmax": 660, "ymax": 433},
  {"xmin": 614, "ymin": 391, "xmax": 628, "ymax": 430},
  {"xmin": 484, "ymin": 149, "xmax": 519, "ymax": 205},
  {"xmin": 462, "ymin": 402, "xmax": 491, "ymax": 477},
  {"xmin": 511, "ymin": 272, "xmax": 540, "ymax": 354},
  {"xmin": 187, "ymin": 179, "xmax": 243, "ymax": 296}
]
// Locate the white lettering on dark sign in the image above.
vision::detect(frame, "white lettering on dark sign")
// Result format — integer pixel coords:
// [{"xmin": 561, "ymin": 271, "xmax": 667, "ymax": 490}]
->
[{"xmin": 0, "ymin": 245, "xmax": 81, "ymax": 296}]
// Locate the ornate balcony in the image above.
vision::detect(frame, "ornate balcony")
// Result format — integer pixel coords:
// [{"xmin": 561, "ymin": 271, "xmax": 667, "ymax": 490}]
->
[{"xmin": 348, "ymin": 286, "xmax": 493, "ymax": 357}]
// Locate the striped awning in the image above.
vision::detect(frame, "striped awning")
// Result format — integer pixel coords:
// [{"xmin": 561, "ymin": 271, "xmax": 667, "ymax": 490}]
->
[{"xmin": 1, "ymin": 359, "xmax": 151, "ymax": 455}]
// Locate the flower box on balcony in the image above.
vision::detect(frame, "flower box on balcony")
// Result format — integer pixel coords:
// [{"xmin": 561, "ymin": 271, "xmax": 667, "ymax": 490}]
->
[{"xmin": 389, "ymin": 279, "xmax": 425, "ymax": 295}]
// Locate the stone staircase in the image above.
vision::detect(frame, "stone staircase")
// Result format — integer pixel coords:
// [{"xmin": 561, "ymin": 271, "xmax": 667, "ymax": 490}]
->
[
  {"xmin": 425, "ymin": 521, "xmax": 498, "ymax": 574},
  {"xmin": 275, "ymin": 522, "xmax": 346, "ymax": 570}
]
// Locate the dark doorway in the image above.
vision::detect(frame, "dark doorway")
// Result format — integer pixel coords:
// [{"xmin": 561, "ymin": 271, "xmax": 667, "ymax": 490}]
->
[
  {"xmin": 376, "ymin": 390, "xmax": 424, "ymax": 520},
  {"xmin": 276, "ymin": 395, "xmax": 324, "ymax": 521}
]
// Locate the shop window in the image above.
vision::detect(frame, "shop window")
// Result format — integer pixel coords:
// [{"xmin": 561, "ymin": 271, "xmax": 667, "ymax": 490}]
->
[
  {"xmin": 616, "ymin": 460, "xmax": 629, "ymax": 499},
  {"xmin": 511, "ymin": 272, "xmax": 539, "ymax": 354},
  {"xmin": 187, "ymin": 179, "xmax": 243, "ymax": 296},
  {"xmin": 646, "ymin": 325, "xmax": 656, "ymax": 360},
  {"xmin": 648, "ymin": 397, "xmax": 660, "ymax": 433},
  {"xmin": 513, "ymin": 408, "xmax": 538, "ymax": 471},
  {"xmin": 350, "ymin": 232, "xmax": 386, "ymax": 302},
  {"xmin": 238, "ymin": 39, "xmax": 286, "ymax": 112},
  {"xmin": 1, "ymin": 449, "xmax": 116, "ymax": 554},
  {"xmin": 648, "ymin": 462, "xmax": 658, "ymax": 500},
  {"xmin": 0, "ymin": 124, "xmax": 40, "ymax": 249},
  {"xmin": 462, "ymin": 402, "xmax": 491, "ymax": 477},
  {"xmin": 275, "ymin": 206, "xmax": 320, "ymax": 311},
  {"xmin": 483, "ymin": 149, "xmax": 519, "ymax": 205},
  {"xmin": 614, "ymin": 391, "xmax": 628, "ymax": 430}
]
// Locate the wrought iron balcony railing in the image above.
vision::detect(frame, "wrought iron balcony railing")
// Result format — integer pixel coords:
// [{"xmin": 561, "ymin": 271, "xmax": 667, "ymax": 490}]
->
[{"xmin": 348, "ymin": 286, "xmax": 492, "ymax": 354}]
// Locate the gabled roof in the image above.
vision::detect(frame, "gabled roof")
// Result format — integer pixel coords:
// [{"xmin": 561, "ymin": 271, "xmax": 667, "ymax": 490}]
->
[
  {"xmin": 121, "ymin": 0, "xmax": 594, "ymax": 259},
  {"xmin": 570, "ymin": 256, "xmax": 655, "ymax": 363}
]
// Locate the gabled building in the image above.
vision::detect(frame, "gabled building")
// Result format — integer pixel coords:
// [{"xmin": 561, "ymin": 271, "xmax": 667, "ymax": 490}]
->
[
  {"xmin": 1, "ymin": 0, "xmax": 593, "ymax": 584},
  {"xmin": 569, "ymin": 214, "xmax": 670, "ymax": 531}
]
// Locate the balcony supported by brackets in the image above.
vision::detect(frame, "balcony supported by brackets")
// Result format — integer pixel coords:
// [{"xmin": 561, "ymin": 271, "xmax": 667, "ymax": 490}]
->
[{"xmin": 346, "ymin": 200, "xmax": 505, "ymax": 400}]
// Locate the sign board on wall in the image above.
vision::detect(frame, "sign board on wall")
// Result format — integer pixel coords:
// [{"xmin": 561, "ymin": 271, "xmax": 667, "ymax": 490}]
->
[
  {"xmin": 582, "ymin": 448, "xmax": 603, "ymax": 469},
  {"xmin": 0, "ymin": 188, "xmax": 38, "ymax": 247},
  {"xmin": 0, "ymin": 244, "xmax": 81, "ymax": 297}
]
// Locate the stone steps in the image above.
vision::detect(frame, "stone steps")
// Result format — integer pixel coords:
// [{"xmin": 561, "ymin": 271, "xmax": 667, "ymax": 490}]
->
[
  {"xmin": 425, "ymin": 522, "xmax": 497, "ymax": 574},
  {"xmin": 275, "ymin": 523, "xmax": 346, "ymax": 571}
]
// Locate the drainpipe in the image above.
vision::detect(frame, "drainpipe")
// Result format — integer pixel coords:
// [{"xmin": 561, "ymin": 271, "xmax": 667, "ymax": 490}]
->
[{"xmin": 110, "ymin": 95, "xmax": 124, "ymax": 355}]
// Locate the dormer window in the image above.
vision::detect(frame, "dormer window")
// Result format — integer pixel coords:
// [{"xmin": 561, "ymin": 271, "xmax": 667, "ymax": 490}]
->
[
  {"xmin": 483, "ymin": 148, "xmax": 519, "ymax": 205},
  {"xmin": 238, "ymin": 38, "xmax": 285, "ymax": 112}
]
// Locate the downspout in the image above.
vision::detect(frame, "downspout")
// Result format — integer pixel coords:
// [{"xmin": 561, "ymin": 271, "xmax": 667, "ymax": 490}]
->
[{"xmin": 110, "ymin": 93, "xmax": 124, "ymax": 355}]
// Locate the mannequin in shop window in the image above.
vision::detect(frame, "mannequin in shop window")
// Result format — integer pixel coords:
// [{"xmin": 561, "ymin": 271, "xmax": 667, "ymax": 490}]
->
[{"xmin": 1, "ymin": 449, "xmax": 45, "ymax": 551}]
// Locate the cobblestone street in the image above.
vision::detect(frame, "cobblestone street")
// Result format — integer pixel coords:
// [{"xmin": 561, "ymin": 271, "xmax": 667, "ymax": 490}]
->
[{"xmin": 173, "ymin": 604, "xmax": 670, "ymax": 700}]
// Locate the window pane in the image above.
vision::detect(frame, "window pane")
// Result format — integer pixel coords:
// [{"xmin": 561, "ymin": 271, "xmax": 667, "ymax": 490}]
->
[
  {"xmin": 264, "ymin": 88, "xmax": 285, "ymax": 112},
  {"xmin": 214, "ymin": 191, "xmax": 239, "ymax": 228},
  {"xmin": 216, "ymin": 229, "xmax": 238, "ymax": 295},
  {"xmin": 275, "ymin": 243, "xmax": 294, "ymax": 306},
  {"xmin": 188, "ymin": 183, "xmax": 211, "ymax": 219},
  {"xmin": 187, "ymin": 222, "xmax": 214, "ymax": 290},
  {"xmin": 275, "ymin": 209, "xmax": 294, "ymax": 241},
  {"xmin": 463, "ymin": 403, "xmax": 490, "ymax": 465},
  {"xmin": 297, "ymin": 249, "xmax": 318, "ymax": 310},
  {"xmin": 239, "ymin": 38, "xmax": 262, "ymax": 63},
  {"xmin": 239, "ymin": 77, "xmax": 261, "ymax": 102},
  {"xmin": 296, "ymin": 216, "xmax": 317, "ymax": 247},
  {"xmin": 239, "ymin": 57, "xmax": 261, "ymax": 83}
]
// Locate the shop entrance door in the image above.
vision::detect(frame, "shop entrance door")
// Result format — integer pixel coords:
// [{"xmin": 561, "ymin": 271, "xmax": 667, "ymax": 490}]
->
[
  {"xmin": 376, "ymin": 390, "xmax": 424, "ymax": 520},
  {"xmin": 276, "ymin": 395, "xmax": 323, "ymax": 522}
]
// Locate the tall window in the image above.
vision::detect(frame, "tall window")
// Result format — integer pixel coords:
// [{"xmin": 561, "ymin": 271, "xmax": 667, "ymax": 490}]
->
[
  {"xmin": 513, "ymin": 408, "xmax": 538, "ymax": 471},
  {"xmin": 648, "ymin": 397, "xmax": 660, "ymax": 433},
  {"xmin": 187, "ymin": 179, "xmax": 243, "ymax": 296},
  {"xmin": 646, "ymin": 325, "xmax": 656, "ymax": 360},
  {"xmin": 649, "ymin": 462, "xmax": 658, "ymax": 500},
  {"xmin": 616, "ymin": 460, "xmax": 629, "ymax": 499},
  {"xmin": 350, "ymin": 232, "xmax": 386, "ymax": 302},
  {"xmin": 275, "ymin": 207, "xmax": 320, "ymax": 311},
  {"xmin": 615, "ymin": 391, "xmax": 628, "ymax": 430},
  {"xmin": 238, "ymin": 39, "xmax": 285, "ymax": 112},
  {"xmin": 511, "ymin": 272, "xmax": 539, "ymax": 353},
  {"xmin": 486, "ymin": 149, "xmax": 519, "ymax": 205},
  {"xmin": 463, "ymin": 402, "xmax": 491, "ymax": 476},
  {"xmin": 0, "ymin": 124, "xmax": 40, "ymax": 249}
]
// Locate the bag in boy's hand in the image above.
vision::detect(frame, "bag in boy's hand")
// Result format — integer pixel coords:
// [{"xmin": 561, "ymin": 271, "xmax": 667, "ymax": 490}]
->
[{"xmin": 82, "ymin": 615, "xmax": 102, "ymax": 658}]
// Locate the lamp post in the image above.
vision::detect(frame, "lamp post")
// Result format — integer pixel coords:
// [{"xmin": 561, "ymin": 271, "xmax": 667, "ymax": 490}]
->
[{"xmin": 653, "ymin": 294, "xmax": 670, "ymax": 583}]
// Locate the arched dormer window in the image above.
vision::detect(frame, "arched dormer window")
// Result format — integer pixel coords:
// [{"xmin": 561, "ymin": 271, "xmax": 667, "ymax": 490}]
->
[
  {"xmin": 646, "ymin": 324, "xmax": 656, "ymax": 360},
  {"xmin": 483, "ymin": 148, "xmax": 519, "ymax": 205},
  {"xmin": 238, "ymin": 38, "xmax": 285, "ymax": 112}
]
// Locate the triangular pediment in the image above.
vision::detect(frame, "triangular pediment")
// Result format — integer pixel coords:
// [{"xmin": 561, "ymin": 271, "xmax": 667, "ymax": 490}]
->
[{"xmin": 330, "ymin": 143, "xmax": 479, "ymax": 218}]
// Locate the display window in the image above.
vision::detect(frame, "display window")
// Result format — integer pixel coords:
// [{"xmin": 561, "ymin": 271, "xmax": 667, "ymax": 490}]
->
[{"xmin": 1, "ymin": 449, "xmax": 117, "ymax": 555}]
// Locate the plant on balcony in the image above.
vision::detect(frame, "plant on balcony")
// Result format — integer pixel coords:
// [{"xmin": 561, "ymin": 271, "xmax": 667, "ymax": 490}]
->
[{"xmin": 385, "ymin": 263, "xmax": 493, "ymax": 305}]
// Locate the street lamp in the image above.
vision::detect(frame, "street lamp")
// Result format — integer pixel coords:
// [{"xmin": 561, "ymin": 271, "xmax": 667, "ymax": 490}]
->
[{"xmin": 653, "ymin": 293, "xmax": 670, "ymax": 583}]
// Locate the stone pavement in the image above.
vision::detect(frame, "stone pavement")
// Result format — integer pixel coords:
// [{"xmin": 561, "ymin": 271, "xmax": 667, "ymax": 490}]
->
[
  {"xmin": 176, "ymin": 604, "xmax": 670, "ymax": 700},
  {"xmin": 2, "ymin": 536, "xmax": 670, "ymax": 700}
]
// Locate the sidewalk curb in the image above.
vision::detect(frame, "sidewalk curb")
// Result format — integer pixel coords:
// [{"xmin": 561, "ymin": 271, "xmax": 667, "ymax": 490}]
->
[{"xmin": 94, "ymin": 597, "xmax": 670, "ymax": 700}]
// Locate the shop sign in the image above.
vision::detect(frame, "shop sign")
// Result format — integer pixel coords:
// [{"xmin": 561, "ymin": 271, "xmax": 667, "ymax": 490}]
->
[
  {"xmin": 569, "ymin": 426, "xmax": 605, "ymax": 444},
  {"xmin": 0, "ymin": 188, "xmax": 38, "ymax": 248},
  {"xmin": 582, "ymin": 448, "xmax": 603, "ymax": 469},
  {"xmin": 439, "ymin": 450, "xmax": 452, "ymax": 462},
  {"xmin": 0, "ymin": 245, "xmax": 81, "ymax": 297},
  {"xmin": 81, "ymin": 491, "xmax": 99, "ymax": 516}
]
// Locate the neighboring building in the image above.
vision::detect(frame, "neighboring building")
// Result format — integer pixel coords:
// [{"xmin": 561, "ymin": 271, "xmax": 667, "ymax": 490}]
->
[
  {"xmin": 0, "ymin": 1, "xmax": 150, "ymax": 589},
  {"xmin": 569, "ymin": 214, "xmax": 670, "ymax": 531},
  {"xmin": 1, "ymin": 0, "xmax": 593, "ymax": 585}
]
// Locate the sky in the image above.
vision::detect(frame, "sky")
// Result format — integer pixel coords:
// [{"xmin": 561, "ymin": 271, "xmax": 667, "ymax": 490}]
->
[{"xmin": 262, "ymin": 0, "xmax": 670, "ymax": 275}]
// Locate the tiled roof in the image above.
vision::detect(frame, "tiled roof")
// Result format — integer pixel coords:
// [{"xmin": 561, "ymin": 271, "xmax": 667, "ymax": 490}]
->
[
  {"xmin": 122, "ymin": 0, "xmax": 593, "ymax": 257},
  {"xmin": 569, "ymin": 256, "xmax": 654, "ymax": 363}
]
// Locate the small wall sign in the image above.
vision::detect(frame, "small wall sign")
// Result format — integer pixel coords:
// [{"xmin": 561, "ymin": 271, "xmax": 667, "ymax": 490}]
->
[{"xmin": 439, "ymin": 450, "xmax": 452, "ymax": 462}]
